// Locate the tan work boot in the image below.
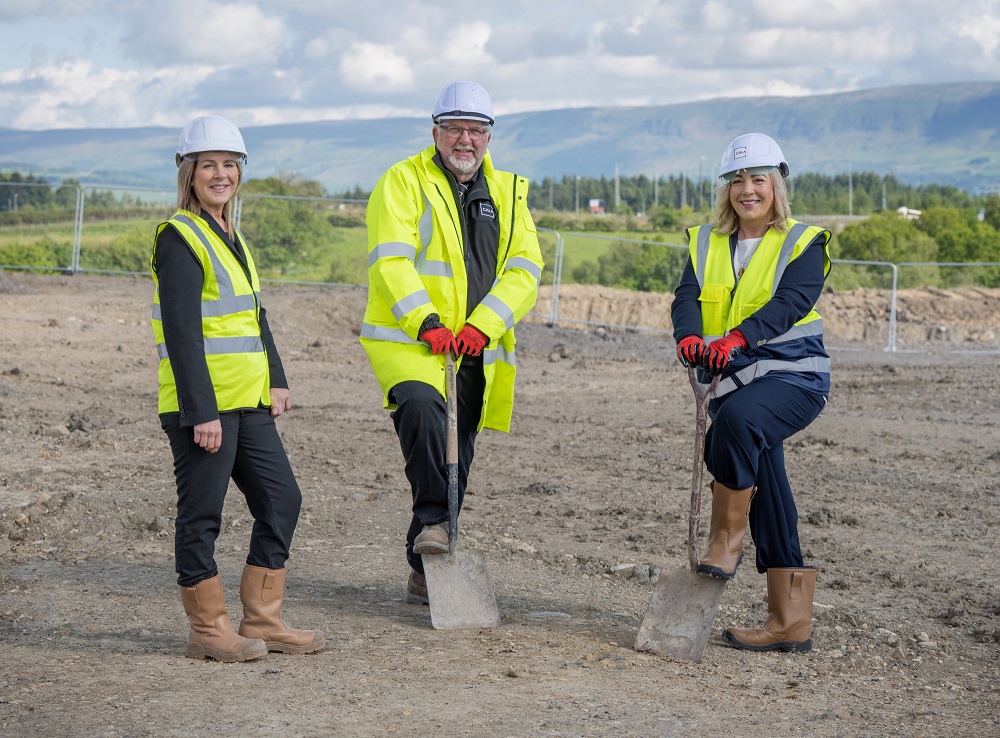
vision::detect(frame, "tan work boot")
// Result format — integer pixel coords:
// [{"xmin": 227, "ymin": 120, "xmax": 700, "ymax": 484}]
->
[
  {"xmin": 696, "ymin": 481, "xmax": 754, "ymax": 580},
  {"xmin": 724, "ymin": 567, "xmax": 816, "ymax": 652},
  {"xmin": 180, "ymin": 573, "xmax": 267, "ymax": 662},
  {"xmin": 238, "ymin": 565, "xmax": 325, "ymax": 655},
  {"xmin": 406, "ymin": 570, "xmax": 429, "ymax": 605},
  {"xmin": 413, "ymin": 521, "xmax": 449, "ymax": 554}
]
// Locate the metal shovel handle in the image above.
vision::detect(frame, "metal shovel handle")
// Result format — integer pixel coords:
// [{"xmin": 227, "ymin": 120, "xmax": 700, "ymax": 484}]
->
[{"xmin": 687, "ymin": 367, "xmax": 720, "ymax": 570}]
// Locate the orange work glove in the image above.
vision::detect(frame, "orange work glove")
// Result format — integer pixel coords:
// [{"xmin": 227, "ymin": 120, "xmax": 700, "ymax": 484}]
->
[
  {"xmin": 420, "ymin": 326, "xmax": 456, "ymax": 355},
  {"xmin": 455, "ymin": 325, "xmax": 489, "ymax": 356},
  {"xmin": 676, "ymin": 335, "xmax": 706, "ymax": 368},
  {"xmin": 702, "ymin": 330, "xmax": 748, "ymax": 376}
]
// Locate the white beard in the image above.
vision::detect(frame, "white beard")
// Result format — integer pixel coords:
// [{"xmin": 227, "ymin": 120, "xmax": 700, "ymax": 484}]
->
[{"xmin": 446, "ymin": 152, "xmax": 479, "ymax": 176}]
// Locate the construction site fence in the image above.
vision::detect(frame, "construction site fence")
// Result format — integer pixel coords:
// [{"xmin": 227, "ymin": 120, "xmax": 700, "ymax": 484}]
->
[{"xmin": 2, "ymin": 187, "xmax": 998, "ymax": 353}]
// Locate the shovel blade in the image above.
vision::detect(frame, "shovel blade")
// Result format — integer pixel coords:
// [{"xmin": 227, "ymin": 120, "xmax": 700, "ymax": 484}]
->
[
  {"xmin": 422, "ymin": 550, "xmax": 501, "ymax": 630},
  {"xmin": 634, "ymin": 567, "xmax": 727, "ymax": 662}
]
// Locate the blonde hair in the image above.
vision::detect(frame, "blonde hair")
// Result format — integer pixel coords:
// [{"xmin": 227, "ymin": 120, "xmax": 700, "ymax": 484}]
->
[
  {"xmin": 712, "ymin": 171, "xmax": 792, "ymax": 235},
  {"xmin": 176, "ymin": 152, "xmax": 243, "ymax": 238}
]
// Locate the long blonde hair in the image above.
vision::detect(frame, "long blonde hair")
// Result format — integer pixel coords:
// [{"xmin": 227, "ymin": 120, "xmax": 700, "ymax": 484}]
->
[
  {"xmin": 176, "ymin": 153, "xmax": 243, "ymax": 238},
  {"xmin": 712, "ymin": 172, "xmax": 791, "ymax": 235}
]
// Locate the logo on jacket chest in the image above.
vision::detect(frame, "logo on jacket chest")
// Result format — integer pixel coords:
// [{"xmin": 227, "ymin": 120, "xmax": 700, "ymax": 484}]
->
[{"xmin": 479, "ymin": 202, "xmax": 496, "ymax": 219}]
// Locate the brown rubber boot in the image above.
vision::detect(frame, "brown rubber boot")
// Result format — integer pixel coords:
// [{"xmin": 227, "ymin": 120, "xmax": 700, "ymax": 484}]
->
[
  {"xmin": 238, "ymin": 565, "xmax": 325, "ymax": 654},
  {"xmin": 180, "ymin": 573, "xmax": 267, "ymax": 662},
  {"xmin": 724, "ymin": 567, "xmax": 816, "ymax": 652},
  {"xmin": 406, "ymin": 569, "xmax": 429, "ymax": 605},
  {"xmin": 413, "ymin": 521, "xmax": 449, "ymax": 554},
  {"xmin": 696, "ymin": 481, "xmax": 754, "ymax": 580}
]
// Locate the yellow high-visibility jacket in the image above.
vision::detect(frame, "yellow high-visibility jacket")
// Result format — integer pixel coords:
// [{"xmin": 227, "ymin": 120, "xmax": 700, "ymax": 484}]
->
[
  {"xmin": 151, "ymin": 210, "xmax": 269, "ymax": 414},
  {"xmin": 361, "ymin": 146, "xmax": 544, "ymax": 432}
]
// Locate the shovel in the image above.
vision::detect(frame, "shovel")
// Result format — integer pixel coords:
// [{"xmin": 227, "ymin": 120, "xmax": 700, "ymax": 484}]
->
[
  {"xmin": 421, "ymin": 352, "xmax": 501, "ymax": 630},
  {"xmin": 634, "ymin": 367, "xmax": 724, "ymax": 662}
]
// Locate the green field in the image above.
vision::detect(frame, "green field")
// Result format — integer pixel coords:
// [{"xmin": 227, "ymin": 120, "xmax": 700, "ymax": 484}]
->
[{"xmin": 0, "ymin": 210, "xmax": 989, "ymax": 292}]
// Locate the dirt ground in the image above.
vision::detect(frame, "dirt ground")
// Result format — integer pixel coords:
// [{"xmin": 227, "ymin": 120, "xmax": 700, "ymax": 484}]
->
[{"xmin": 1, "ymin": 272, "xmax": 998, "ymax": 738}]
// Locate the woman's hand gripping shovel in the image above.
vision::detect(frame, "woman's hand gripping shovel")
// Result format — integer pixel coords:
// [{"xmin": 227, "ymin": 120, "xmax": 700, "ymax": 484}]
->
[
  {"xmin": 421, "ymin": 352, "xmax": 501, "ymax": 629},
  {"xmin": 634, "ymin": 368, "xmax": 724, "ymax": 662}
]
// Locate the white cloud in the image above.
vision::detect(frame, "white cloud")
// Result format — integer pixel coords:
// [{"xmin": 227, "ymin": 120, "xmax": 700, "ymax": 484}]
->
[
  {"xmin": 339, "ymin": 42, "xmax": 414, "ymax": 92},
  {"xmin": 0, "ymin": 2, "xmax": 999, "ymax": 129},
  {"xmin": 121, "ymin": 0, "xmax": 287, "ymax": 66}
]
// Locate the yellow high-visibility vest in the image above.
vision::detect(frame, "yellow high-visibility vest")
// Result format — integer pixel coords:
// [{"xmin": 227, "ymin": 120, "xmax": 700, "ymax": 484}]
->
[
  {"xmin": 151, "ymin": 210, "xmax": 270, "ymax": 414},
  {"xmin": 686, "ymin": 219, "xmax": 831, "ymax": 343}
]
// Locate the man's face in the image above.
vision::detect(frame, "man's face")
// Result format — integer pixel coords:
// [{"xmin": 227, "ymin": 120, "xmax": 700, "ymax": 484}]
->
[{"xmin": 432, "ymin": 119, "xmax": 491, "ymax": 182}]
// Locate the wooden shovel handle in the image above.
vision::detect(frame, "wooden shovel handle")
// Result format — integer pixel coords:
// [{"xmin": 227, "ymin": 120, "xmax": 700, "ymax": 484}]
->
[
  {"xmin": 445, "ymin": 353, "xmax": 459, "ymax": 551},
  {"xmin": 687, "ymin": 368, "xmax": 720, "ymax": 570}
]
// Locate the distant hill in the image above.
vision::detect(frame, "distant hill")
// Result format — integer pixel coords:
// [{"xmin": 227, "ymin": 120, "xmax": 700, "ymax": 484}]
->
[{"xmin": 1, "ymin": 81, "xmax": 998, "ymax": 195}]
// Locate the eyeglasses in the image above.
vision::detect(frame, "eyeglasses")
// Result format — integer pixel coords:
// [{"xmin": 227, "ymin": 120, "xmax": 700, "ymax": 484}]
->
[{"xmin": 436, "ymin": 124, "xmax": 491, "ymax": 141}]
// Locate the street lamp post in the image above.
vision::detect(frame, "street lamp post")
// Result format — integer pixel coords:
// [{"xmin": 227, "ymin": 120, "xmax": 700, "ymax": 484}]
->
[{"xmin": 575, "ymin": 176, "xmax": 580, "ymax": 213}]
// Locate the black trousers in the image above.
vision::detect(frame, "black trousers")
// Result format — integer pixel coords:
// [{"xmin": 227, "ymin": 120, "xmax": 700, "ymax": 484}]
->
[
  {"xmin": 161, "ymin": 408, "xmax": 301, "ymax": 586},
  {"xmin": 704, "ymin": 376, "xmax": 826, "ymax": 573},
  {"xmin": 390, "ymin": 360, "xmax": 485, "ymax": 574}
]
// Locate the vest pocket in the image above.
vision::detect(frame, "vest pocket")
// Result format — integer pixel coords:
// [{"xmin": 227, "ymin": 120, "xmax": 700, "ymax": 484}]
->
[
  {"xmin": 739, "ymin": 302, "xmax": 764, "ymax": 323},
  {"xmin": 698, "ymin": 284, "xmax": 730, "ymax": 336}
]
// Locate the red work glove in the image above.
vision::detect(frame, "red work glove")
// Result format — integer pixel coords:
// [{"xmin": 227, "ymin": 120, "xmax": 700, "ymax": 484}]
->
[
  {"xmin": 676, "ymin": 335, "xmax": 706, "ymax": 368},
  {"xmin": 455, "ymin": 324, "xmax": 489, "ymax": 356},
  {"xmin": 701, "ymin": 330, "xmax": 749, "ymax": 376},
  {"xmin": 420, "ymin": 326, "xmax": 456, "ymax": 355}
]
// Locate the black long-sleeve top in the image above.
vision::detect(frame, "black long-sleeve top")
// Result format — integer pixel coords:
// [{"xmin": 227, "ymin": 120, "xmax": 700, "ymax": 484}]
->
[{"xmin": 152, "ymin": 210, "xmax": 287, "ymax": 426}]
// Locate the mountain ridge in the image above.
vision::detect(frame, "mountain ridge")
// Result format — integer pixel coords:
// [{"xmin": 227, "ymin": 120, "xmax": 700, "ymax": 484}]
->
[{"xmin": 1, "ymin": 81, "xmax": 998, "ymax": 195}]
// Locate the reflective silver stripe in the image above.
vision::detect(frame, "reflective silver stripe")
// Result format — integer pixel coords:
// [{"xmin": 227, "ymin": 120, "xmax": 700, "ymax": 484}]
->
[
  {"xmin": 369, "ymin": 242, "xmax": 418, "ymax": 268},
  {"xmin": 709, "ymin": 321, "xmax": 822, "ymax": 349},
  {"xmin": 711, "ymin": 356, "xmax": 832, "ymax": 399},
  {"xmin": 412, "ymin": 195, "xmax": 453, "ymax": 277},
  {"xmin": 483, "ymin": 344, "xmax": 516, "ymax": 367},
  {"xmin": 391, "ymin": 289, "xmax": 431, "ymax": 321},
  {"xmin": 152, "ymin": 303, "xmax": 161, "ymax": 321},
  {"xmin": 204, "ymin": 336, "xmax": 263, "ymax": 354},
  {"xmin": 762, "ymin": 320, "xmax": 824, "ymax": 346},
  {"xmin": 156, "ymin": 336, "xmax": 263, "ymax": 360},
  {"xmin": 202, "ymin": 293, "xmax": 257, "ymax": 318},
  {"xmin": 418, "ymin": 259, "xmax": 453, "ymax": 278},
  {"xmin": 360, "ymin": 322, "xmax": 422, "ymax": 345},
  {"xmin": 772, "ymin": 222, "xmax": 809, "ymax": 294},
  {"xmin": 695, "ymin": 226, "xmax": 711, "ymax": 287},
  {"xmin": 172, "ymin": 213, "xmax": 251, "ymax": 319},
  {"xmin": 418, "ymin": 193, "xmax": 433, "ymax": 247},
  {"xmin": 481, "ymin": 294, "xmax": 515, "ymax": 331},
  {"xmin": 504, "ymin": 257, "xmax": 542, "ymax": 283}
]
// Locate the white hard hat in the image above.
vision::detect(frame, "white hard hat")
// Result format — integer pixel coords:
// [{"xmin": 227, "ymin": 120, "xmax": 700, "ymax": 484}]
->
[
  {"xmin": 175, "ymin": 115, "xmax": 248, "ymax": 167},
  {"xmin": 719, "ymin": 132, "xmax": 789, "ymax": 181},
  {"xmin": 432, "ymin": 81, "xmax": 495, "ymax": 125}
]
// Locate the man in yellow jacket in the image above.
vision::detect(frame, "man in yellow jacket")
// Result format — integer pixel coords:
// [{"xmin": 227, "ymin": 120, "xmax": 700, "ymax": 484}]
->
[{"xmin": 361, "ymin": 81, "xmax": 544, "ymax": 603}]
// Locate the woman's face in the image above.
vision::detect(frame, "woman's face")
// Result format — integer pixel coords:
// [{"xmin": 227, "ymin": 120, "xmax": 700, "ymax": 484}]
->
[
  {"xmin": 728, "ymin": 170, "xmax": 775, "ymax": 232},
  {"xmin": 192, "ymin": 151, "xmax": 240, "ymax": 215}
]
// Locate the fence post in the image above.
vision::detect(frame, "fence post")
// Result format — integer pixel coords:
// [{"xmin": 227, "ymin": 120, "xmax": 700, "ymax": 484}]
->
[{"xmin": 72, "ymin": 184, "xmax": 84, "ymax": 273}]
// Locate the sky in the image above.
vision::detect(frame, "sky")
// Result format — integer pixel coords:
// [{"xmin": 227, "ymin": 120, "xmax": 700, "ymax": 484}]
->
[{"xmin": 2, "ymin": 0, "xmax": 1000, "ymax": 131}]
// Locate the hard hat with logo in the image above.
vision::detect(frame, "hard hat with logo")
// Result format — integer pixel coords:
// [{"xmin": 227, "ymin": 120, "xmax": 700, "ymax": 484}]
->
[
  {"xmin": 175, "ymin": 116, "xmax": 248, "ymax": 167},
  {"xmin": 719, "ymin": 132, "xmax": 789, "ymax": 181},
  {"xmin": 432, "ymin": 81, "xmax": 495, "ymax": 125}
]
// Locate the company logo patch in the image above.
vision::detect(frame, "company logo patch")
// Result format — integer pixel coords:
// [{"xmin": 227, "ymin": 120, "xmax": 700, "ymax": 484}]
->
[
  {"xmin": 734, "ymin": 146, "xmax": 748, "ymax": 160},
  {"xmin": 479, "ymin": 202, "xmax": 496, "ymax": 219}
]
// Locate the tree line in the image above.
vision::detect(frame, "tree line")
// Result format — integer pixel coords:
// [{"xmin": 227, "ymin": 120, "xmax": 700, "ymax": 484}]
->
[{"xmin": 4, "ymin": 169, "xmax": 999, "ymax": 289}]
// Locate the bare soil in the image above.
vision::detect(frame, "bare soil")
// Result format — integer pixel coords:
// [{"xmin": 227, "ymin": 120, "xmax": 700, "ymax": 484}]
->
[{"xmin": 1, "ymin": 272, "xmax": 998, "ymax": 738}]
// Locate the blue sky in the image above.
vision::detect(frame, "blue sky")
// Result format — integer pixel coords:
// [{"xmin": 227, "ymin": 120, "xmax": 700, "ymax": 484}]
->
[{"xmin": 2, "ymin": 0, "xmax": 1000, "ymax": 130}]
